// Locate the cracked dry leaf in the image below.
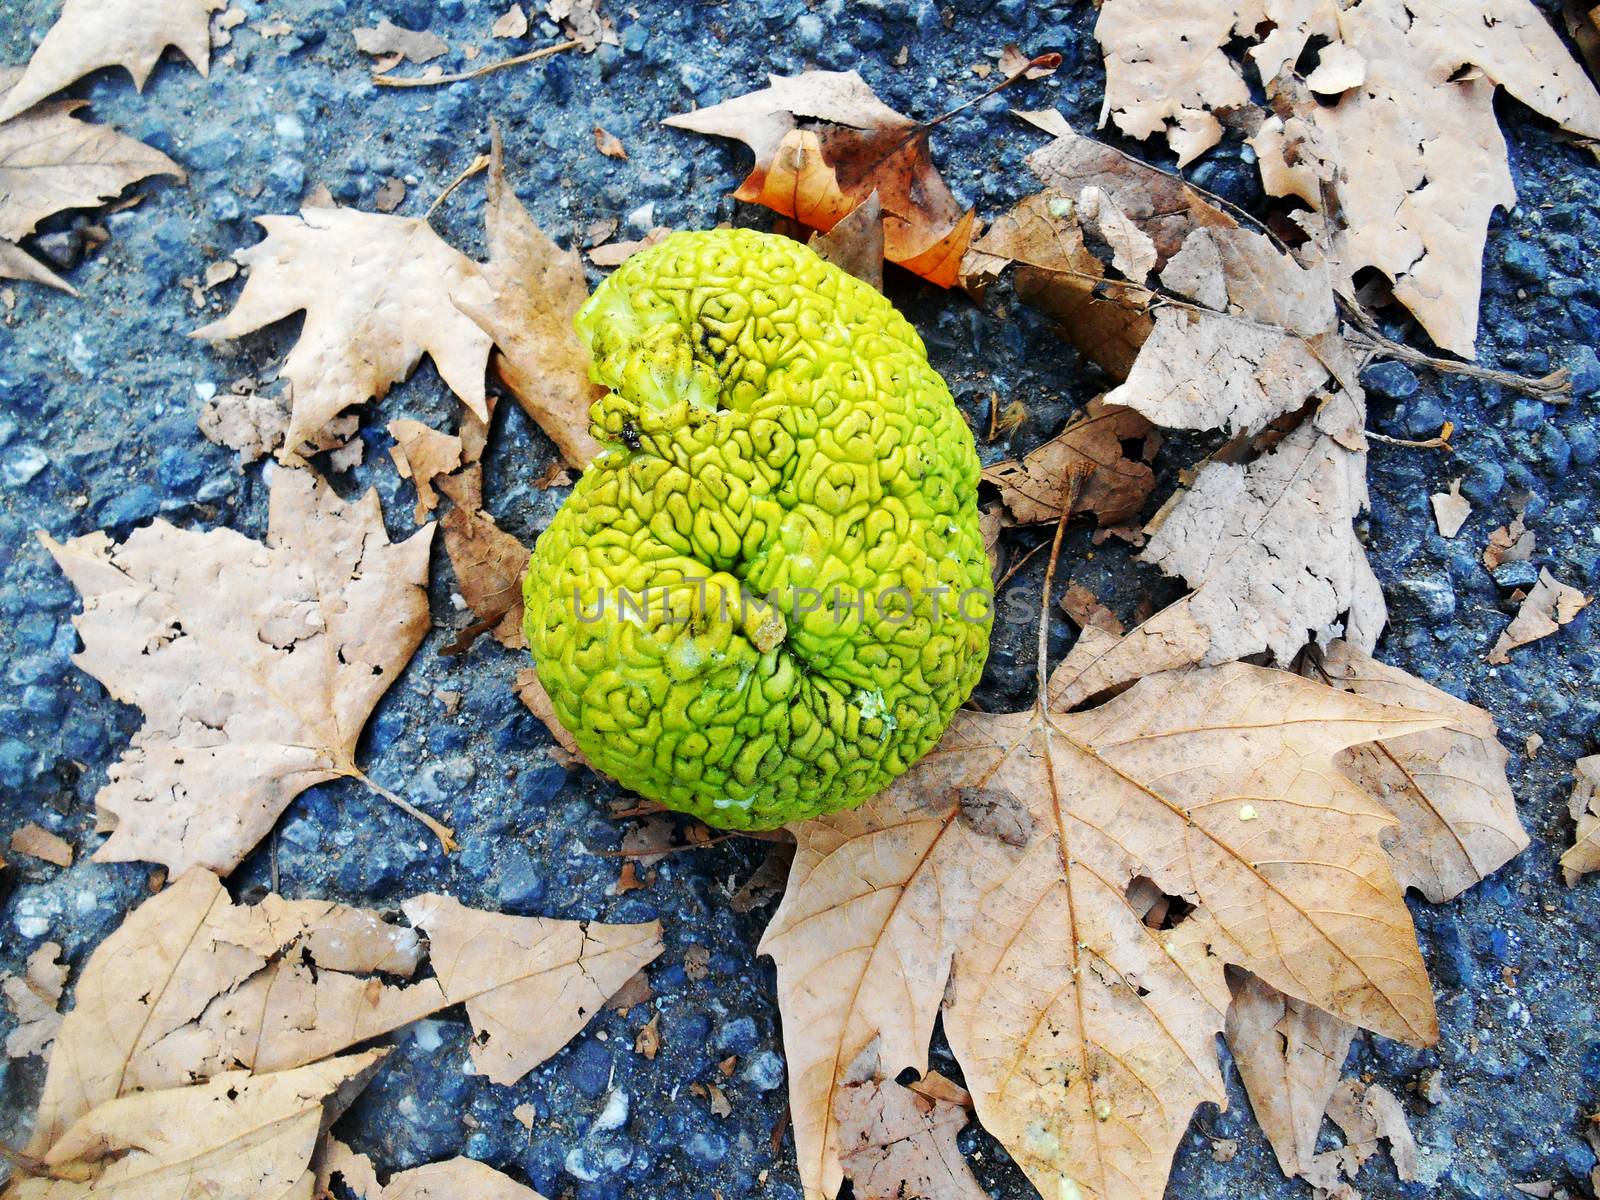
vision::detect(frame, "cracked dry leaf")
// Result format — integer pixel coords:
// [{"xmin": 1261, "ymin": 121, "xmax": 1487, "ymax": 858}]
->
[
  {"xmin": 547, "ymin": 0, "xmax": 619, "ymax": 52},
  {"xmin": 388, "ymin": 418, "xmax": 463, "ymax": 522},
  {"xmin": 455, "ymin": 124, "xmax": 603, "ymax": 469},
  {"xmin": 1095, "ymin": 0, "xmax": 1600, "ymax": 356},
  {"xmin": 2, "ymin": 941, "xmax": 67, "ymax": 1060},
  {"xmin": 40, "ymin": 467, "xmax": 445, "ymax": 876},
  {"xmin": 352, "ymin": 19, "xmax": 449, "ymax": 64},
  {"xmin": 982, "ymin": 397, "xmax": 1158, "ymax": 529},
  {"xmin": 10, "ymin": 1051, "xmax": 386, "ymax": 1200},
  {"xmin": 808, "ymin": 191, "xmax": 886, "ymax": 293},
  {"xmin": 0, "ymin": 101, "xmax": 184, "ymax": 244},
  {"xmin": 401, "ymin": 893, "xmax": 663, "ymax": 1086},
  {"xmin": 1225, "ymin": 971, "xmax": 1357, "ymax": 1179},
  {"xmin": 21, "ymin": 868, "xmax": 659, "ymax": 1158},
  {"xmin": 1050, "ymin": 420, "xmax": 1384, "ymax": 708},
  {"xmin": 318, "ymin": 1138, "xmax": 550, "ymax": 1199},
  {"xmin": 835, "ymin": 1070, "xmax": 987, "ymax": 1200},
  {"xmin": 1488, "ymin": 568, "xmax": 1591, "ymax": 663},
  {"xmin": 764, "ymin": 663, "xmax": 1444, "ymax": 1200},
  {"xmin": 1301, "ymin": 1077, "xmax": 1420, "ymax": 1191},
  {"xmin": 193, "ymin": 206, "xmax": 494, "ymax": 461},
  {"xmin": 0, "ymin": 0, "xmax": 221, "ymax": 124},
  {"xmin": 1562, "ymin": 755, "xmax": 1600, "ymax": 885},
  {"xmin": 664, "ymin": 72, "xmax": 975, "ymax": 287}
]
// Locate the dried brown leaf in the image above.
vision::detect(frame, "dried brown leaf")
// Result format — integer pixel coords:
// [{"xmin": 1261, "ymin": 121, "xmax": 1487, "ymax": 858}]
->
[
  {"xmin": 387, "ymin": 418, "xmax": 463, "ymax": 522},
  {"xmin": 982, "ymin": 397, "xmax": 1157, "ymax": 528},
  {"xmin": 353, "ymin": 19, "xmax": 448, "ymax": 64},
  {"xmin": 2, "ymin": 942, "xmax": 67, "ymax": 1060},
  {"xmin": 834, "ymin": 1070, "xmax": 987, "ymax": 1200},
  {"xmin": 514, "ymin": 667, "xmax": 589, "ymax": 765},
  {"xmin": 1430, "ymin": 480, "xmax": 1471, "ymax": 538},
  {"xmin": 664, "ymin": 71, "xmax": 974, "ymax": 287},
  {"xmin": 548, "ymin": 0, "xmax": 618, "ymax": 52},
  {"xmin": 13, "ymin": 1052, "xmax": 386, "ymax": 1200},
  {"xmin": 593, "ymin": 126, "xmax": 627, "ymax": 159},
  {"xmin": 807, "ymin": 191, "xmax": 885, "ymax": 292},
  {"xmin": 1487, "ymin": 568, "xmax": 1591, "ymax": 663},
  {"xmin": 1561, "ymin": 755, "xmax": 1600, "ymax": 885},
  {"xmin": 0, "ymin": 0, "xmax": 221, "ymax": 124},
  {"xmin": 1484, "ymin": 515, "xmax": 1535, "ymax": 570},
  {"xmin": 636, "ymin": 1013, "xmax": 662, "ymax": 1059},
  {"xmin": 401, "ymin": 893, "xmax": 662, "ymax": 1085},
  {"xmin": 454, "ymin": 125, "xmax": 603, "ymax": 468},
  {"xmin": 0, "ymin": 238, "xmax": 76, "ymax": 294},
  {"xmin": 1225, "ymin": 972, "xmax": 1356, "ymax": 1178},
  {"xmin": 192, "ymin": 207, "xmax": 493, "ymax": 460},
  {"xmin": 41, "ymin": 467, "xmax": 445, "ymax": 875},
  {"xmin": 319, "ymin": 1140, "xmax": 550, "ymax": 1200},
  {"xmin": 0, "ymin": 101, "xmax": 184, "ymax": 243},
  {"xmin": 587, "ymin": 225, "xmax": 672, "ymax": 266},
  {"xmin": 493, "ymin": 4, "xmax": 530, "ymax": 39},
  {"xmin": 9, "ymin": 823, "xmax": 72, "ymax": 867},
  {"xmin": 765, "ymin": 663, "xmax": 1444, "ymax": 1200}
]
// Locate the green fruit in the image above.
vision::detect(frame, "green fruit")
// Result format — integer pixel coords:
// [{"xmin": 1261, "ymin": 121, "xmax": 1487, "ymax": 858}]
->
[{"xmin": 523, "ymin": 229, "xmax": 991, "ymax": 829}]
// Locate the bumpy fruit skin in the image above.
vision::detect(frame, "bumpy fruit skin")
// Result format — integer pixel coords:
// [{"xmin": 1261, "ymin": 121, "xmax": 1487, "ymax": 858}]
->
[{"xmin": 523, "ymin": 229, "xmax": 991, "ymax": 829}]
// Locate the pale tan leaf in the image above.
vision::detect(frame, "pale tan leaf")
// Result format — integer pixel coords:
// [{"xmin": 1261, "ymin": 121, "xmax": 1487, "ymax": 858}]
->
[
  {"xmin": 401, "ymin": 893, "xmax": 663, "ymax": 1085},
  {"xmin": 0, "ymin": 238, "xmax": 76, "ymax": 293},
  {"xmin": 586, "ymin": 225, "xmax": 672, "ymax": 267},
  {"xmin": 14, "ymin": 1052, "xmax": 385, "ymax": 1200},
  {"xmin": 353, "ymin": 19, "xmax": 448, "ymax": 63},
  {"xmin": 387, "ymin": 418, "xmax": 463, "ymax": 522},
  {"xmin": 1078, "ymin": 185, "xmax": 1157, "ymax": 284},
  {"xmin": 40, "ymin": 467, "xmax": 442, "ymax": 875},
  {"xmin": 982, "ymin": 398, "xmax": 1157, "ymax": 528},
  {"xmin": 547, "ymin": 0, "xmax": 619, "ymax": 52},
  {"xmin": 192, "ymin": 207, "xmax": 493, "ymax": 460},
  {"xmin": 1484, "ymin": 514, "xmax": 1535, "ymax": 570},
  {"xmin": 1095, "ymin": 0, "xmax": 1600, "ymax": 355},
  {"xmin": 593, "ymin": 125, "xmax": 627, "ymax": 159},
  {"xmin": 808, "ymin": 191, "xmax": 885, "ymax": 293},
  {"xmin": 454, "ymin": 125, "xmax": 603, "ymax": 469},
  {"xmin": 834, "ymin": 1071, "xmax": 987, "ymax": 1200},
  {"xmin": 1488, "ymin": 568, "xmax": 1591, "ymax": 663},
  {"xmin": 1224, "ymin": 971, "xmax": 1356, "ymax": 1178},
  {"xmin": 0, "ymin": 102, "xmax": 184, "ymax": 242},
  {"xmin": 765, "ymin": 664, "xmax": 1444, "ymax": 1200},
  {"xmin": 2, "ymin": 942, "xmax": 67, "ymax": 1060},
  {"xmin": 1561, "ymin": 755, "xmax": 1600, "ymax": 885},
  {"xmin": 1050, "ymin": 422, "xmax": 1385, "ymax": 707},
  {"xmin": 1430, "ymin": 480, "xmax": 1471, "ymax": 538},
  {"xmin": 664, "ymin": 71, "xmax": 974, "ymax": 287},
  {"xmin": 9, "ymin": 823, "xmax": 72, "ymax": 867},
  {"xmin": 0, "ymin": 0, "xmax": 220, "ymax": 124},
  {"xmin": 1315, "ymin": 641, "xmax": 1527, "ymax": 903},
  {"xmin": 493, "ymin": 5, "xmax": 530, "ymax": 38},
  {"xmin": 440, "ymin": 503, "xmax": 530, "ymax": 650}
]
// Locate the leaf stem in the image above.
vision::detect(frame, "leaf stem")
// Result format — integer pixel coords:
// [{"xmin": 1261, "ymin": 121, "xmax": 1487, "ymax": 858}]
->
[
  {"xmin": 1036, "ymin": 462, "xmax": 1093, "ymax": 712},
  {"xmin": 373, "ymin": 39, "xmax": 581, "ymax": 88},
  {"xmin": 426, "ymin": 153, "xmax": 490, "ymax": 220},
  {"xmin": 343, "ymin": 766, "xmax": 459, "ymax": 852}
]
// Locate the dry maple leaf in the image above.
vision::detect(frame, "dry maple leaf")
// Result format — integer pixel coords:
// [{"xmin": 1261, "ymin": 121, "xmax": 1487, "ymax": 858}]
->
[
  {"xmin": 8, "ymin": 1051, "xmax": 386, "ymax": 1200},
  {"xmin": 41, "ymin": 466, "xmax": 447, "ymax": 875},
  {"xmin": 0, "ymin": 100, "xmax": 184, "ymax": 244},
  {"xmin": 1562, "ymin": 755, "xmax": 1600, "ymax": 885},
  {"xmin": 1488, "ymin": 569, "xmax": 1591, "ymax": 663},
  {"xmin": 2, "ymin": 941, "xmax": 66, "ymax": 1060},
  {"xmin": 455, "ymin": 123, "xmax": 603, "ymax": 469},
  {"xmin": 1049, "ymin": 420, "xmax": 1384, "ymax": 708},
  {"xmin": 764, "ymin": 662, "xmax": 1446, "ymax": 1200},
  {"xmin": 1094, "ymin": 0, "xmax": 1600, "ymax": 356},
  {"xmin": 401, "ymin": 893, "xmax": 663, "ymax": 1085},
  {"xmin": 0, "ymin": 0, "xmax": 221, "ymax": 124},
  {"xmin": 21, "ymin": 868, "xmax": 660, "ymax": 1154},
  {"xmin": 664, "ymin": 71, "xmax": 975, "ymax": 287},
  {"xmin": 193, "ymin": 206, "xmax": 494, "ymax": 461},
  {"xmin": 982, "ymin": 397, "xmax": 1158, "ymax": 529},
  {"xmin": 319, "ymin": 1138, "xmax": 550, "ymax": 1200},
  {"xmin": 835, "ymin": 1071, "xmax": 987, "ymax": 1200}
]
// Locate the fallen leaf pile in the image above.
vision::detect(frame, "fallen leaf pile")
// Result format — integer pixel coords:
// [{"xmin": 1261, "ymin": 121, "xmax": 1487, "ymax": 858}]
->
[
  {"xmin": 1093, "ymin": 0, "xmax": 1600, "ymax": 355},
  {"xmin": 40, "ymin": 467, "xmax": 445, "ymax": 874},
  {"xmin": 1, "ymin": 867, "xmax": 658, "ymax": 1199}
]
